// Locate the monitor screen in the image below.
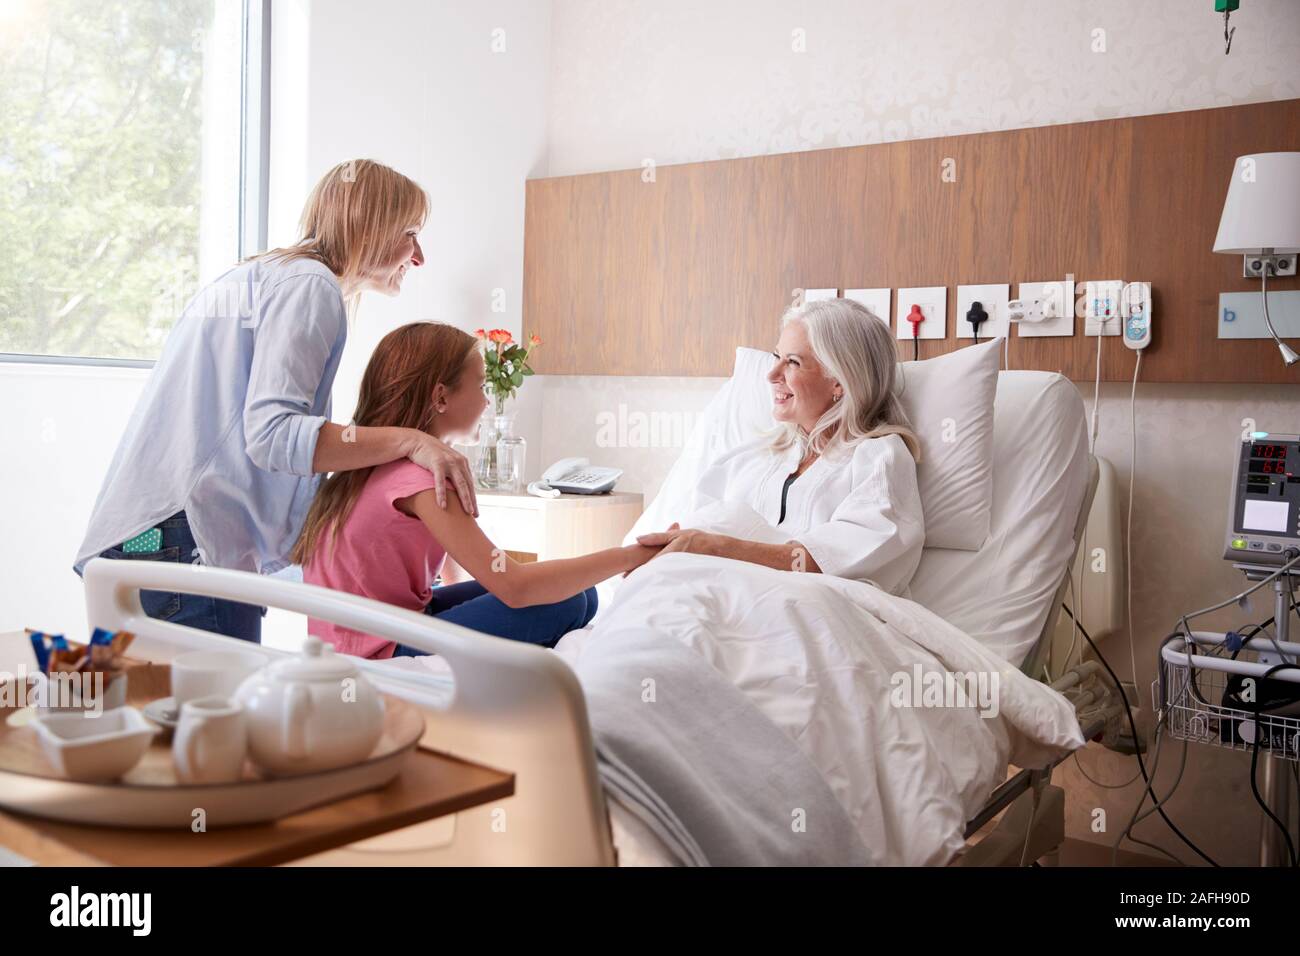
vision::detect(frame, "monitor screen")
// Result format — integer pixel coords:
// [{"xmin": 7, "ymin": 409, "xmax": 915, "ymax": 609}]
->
[{"xmin": 1242, "ymin": 498, "xmax": 1290, "ymax": 533}]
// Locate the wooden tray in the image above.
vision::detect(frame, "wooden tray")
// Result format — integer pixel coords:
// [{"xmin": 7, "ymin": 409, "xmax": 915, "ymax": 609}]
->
[{"xmin": 0, "ymin": 663, "xmax": 426, "ymax": 828}]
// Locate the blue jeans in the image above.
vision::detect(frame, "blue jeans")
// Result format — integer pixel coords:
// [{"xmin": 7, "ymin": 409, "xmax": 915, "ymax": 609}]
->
[
  {"xmin": 95, "ymin": 512, "xmax": 265, "ymax": 644},
  {"xmin": 391, "ymin": 581, "xmax": 598, "ymax": 655}
]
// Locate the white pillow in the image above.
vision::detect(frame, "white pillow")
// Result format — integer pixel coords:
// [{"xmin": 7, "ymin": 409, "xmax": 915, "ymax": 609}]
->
[
  {"xmin": 621, "ymin": 348, "xmax": 771, "ymax": 546},
  {"xmin": 626, "ymin": 339, "xmax": 999, "ymax": 551},
  {"xmin": 893, "ymin": 337, "xmax": 1000, "ymax": 550}
]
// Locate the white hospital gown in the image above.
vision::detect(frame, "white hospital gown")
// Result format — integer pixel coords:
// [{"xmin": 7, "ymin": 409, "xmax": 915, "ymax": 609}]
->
[{"xmin": 685, "ymin": 433, "xmax": 925, "ymax": 595}]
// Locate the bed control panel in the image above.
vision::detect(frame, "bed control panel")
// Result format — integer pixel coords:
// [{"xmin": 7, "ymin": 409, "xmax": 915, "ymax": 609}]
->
[{"xmin": 1225, "ymin": 433, "xmax": 1300, "ymax": 567}]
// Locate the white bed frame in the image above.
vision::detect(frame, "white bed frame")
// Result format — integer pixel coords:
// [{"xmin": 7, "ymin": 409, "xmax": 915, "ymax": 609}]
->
[{"xmin": 81, "ymin": 455, "xmax": 1102, "ymax": 867}]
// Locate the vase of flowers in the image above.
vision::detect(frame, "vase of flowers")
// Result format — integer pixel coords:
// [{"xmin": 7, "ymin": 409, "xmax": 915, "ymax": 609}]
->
[{"xmin": 474, "ymin": 328, "xmax": 541, "ymax": 489}]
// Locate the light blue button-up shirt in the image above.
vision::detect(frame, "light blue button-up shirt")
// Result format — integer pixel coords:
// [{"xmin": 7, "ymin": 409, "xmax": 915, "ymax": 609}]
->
[{"xmin": 75, "ymin": 256, "xmax": 348, "ymax": 575}]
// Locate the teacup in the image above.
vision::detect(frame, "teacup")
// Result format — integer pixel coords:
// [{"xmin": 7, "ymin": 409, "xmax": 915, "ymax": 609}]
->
[
  {"xmin": 173, "ymin": 696, "xmax": 247, "ymax": 784},
  {"xmin": 171, "ymin": 649, "xmax": 267, "ymax": 709}
]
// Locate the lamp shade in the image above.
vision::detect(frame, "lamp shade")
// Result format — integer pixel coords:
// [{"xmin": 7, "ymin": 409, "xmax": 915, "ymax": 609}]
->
[{"xmin": 1213, "ymin": 152, "xmax": 1300, "ymax": 254}]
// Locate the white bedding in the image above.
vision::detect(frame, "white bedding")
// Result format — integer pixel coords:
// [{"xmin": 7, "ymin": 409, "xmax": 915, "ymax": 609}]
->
[
  {"xmin": 554, "ymin": 503, "xmax": 1085, "ymax": 866},
  {"xmin": 386, "ymin": 369, "xmax": 1091, "ymax": 865},
  {"xmin": 609, "ymin": 367, "xmax": 1089, "ymax": 667},
  {"xmin": 907, "ymin": 372, "xmax": 1089, "ymax": 665}
]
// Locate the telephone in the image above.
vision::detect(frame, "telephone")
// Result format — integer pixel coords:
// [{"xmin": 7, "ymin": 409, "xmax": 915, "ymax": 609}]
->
[{"xmin": 527, "ymin": 457, "xmax": 623, "ymax": 497}]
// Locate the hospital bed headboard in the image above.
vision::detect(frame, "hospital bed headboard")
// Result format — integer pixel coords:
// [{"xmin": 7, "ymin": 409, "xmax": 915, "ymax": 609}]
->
[{"xmin": 523, "ymin": 98, "xmax": 1300, "ymax": 383}]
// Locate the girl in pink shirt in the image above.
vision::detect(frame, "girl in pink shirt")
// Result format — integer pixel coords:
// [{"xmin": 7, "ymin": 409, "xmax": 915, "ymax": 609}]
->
[{"xmin": 295, "ymin": 322, "xmax": 660, "ymax": 658}]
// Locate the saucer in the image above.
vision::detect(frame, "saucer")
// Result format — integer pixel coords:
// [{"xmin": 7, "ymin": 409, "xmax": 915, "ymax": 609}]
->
[{"xmin": 142, "ymin": 697, "xmax": 180, "ymax": 737}]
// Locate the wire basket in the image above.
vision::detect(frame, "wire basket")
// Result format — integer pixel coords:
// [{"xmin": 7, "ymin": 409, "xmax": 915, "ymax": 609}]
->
[{"xmin": 1154, "ymin": 633, "xmax": 1300, "ymax": 764}]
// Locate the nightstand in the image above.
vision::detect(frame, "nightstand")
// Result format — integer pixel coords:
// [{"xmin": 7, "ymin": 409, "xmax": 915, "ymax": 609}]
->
[{"xmin": 472, "ymin": 489, "xmax": 644, "ymax": 561}]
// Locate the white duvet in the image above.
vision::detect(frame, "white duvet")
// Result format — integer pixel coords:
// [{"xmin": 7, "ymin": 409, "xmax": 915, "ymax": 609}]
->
[{"xmin": 557, "ymin": 507, "xmax": 1085, "ymax": 866}]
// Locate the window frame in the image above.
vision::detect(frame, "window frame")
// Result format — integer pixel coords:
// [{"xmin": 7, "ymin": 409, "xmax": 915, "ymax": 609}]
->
[{"xmin": 0, "ymin": 0, "xmax": 273, "ymax": 369}]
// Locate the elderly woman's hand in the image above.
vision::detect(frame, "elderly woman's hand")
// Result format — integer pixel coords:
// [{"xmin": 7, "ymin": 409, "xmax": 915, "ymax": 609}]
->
[
  {"xmin": 636, "ymin": 523, "xmax": 724, "ymax": 559},
  {"xmin": 634, "ymin": 522, "xmax": 679, "ymax": 548}
]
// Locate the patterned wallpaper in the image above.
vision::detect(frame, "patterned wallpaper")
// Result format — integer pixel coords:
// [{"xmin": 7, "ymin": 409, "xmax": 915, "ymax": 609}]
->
[{"xmin": 547, "ymin": 0, "xmax": 1300, "ymax": 176}]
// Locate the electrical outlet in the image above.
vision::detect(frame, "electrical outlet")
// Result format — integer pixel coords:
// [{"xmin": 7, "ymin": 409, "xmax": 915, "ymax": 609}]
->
[
  {"xmin": 1016, "ymin": 278, "xmax": 1076, "ymax": 337},
  {"xmin": 802, "ymin": 288, "xmax": 839, "ymax": 304},
  {"xmin": 956, "ymin": 283, "xmax": 1010, "ymax": 340},
  {"xmin": 895, "ymin": 286, "xmax": 947, "ymax": 340},
  {"xmin": 843, "ymin": 288, "xmax": 891, "ymax": 328},
  {"xmin": 1084, "ymin": 280, "xmax": 1124, "ymax": 336},
  {"xmin": 1244, "ymin": 255, "xmax": 1297, "ymax": 278}
]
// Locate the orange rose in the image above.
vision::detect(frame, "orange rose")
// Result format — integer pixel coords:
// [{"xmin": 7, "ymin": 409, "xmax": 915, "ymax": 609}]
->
[
  {"xmin": 474, "ymin": 328, "xmax": 486, "ymax": 339},
  {"xmin": 529, "ymin": 333, "xmax": 542, "ymax": 346}
]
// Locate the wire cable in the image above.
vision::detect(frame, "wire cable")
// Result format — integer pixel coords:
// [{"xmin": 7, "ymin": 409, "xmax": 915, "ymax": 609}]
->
[
  {"xmin": 1112, "ymin": 698, "xmax": 1170, "ymax": 865},
  {"xmin": 1125, "ymin": 350, "xmax": 1142, "ymax": 699},
  {"xmin": 1248, "ymin": 663, "xmax": 1300, "ymax": 866},
  {"xmin": 1089, "ymin": 318, "xmax": 1103, "ymax": 455},
  {"xmin": 1112, "ymin": 674, "xmax": 1194, "ymax": 865},
  {"xmin": 1071, "ymin": 750, "xmax": 1141, "ymax": 789},
  {"xmin": 1018, "ymin": 783, "xmax": 1041, "ymax": 867},
  {"xmin": 1061, "ymin": 603, "xmax": 1220, "ymax": 866},
  {"xmin": 1129, "ymin": 729, "xmax": 1188, "ymax": 830},
  {"xmin": 1063, "ymin": 552, "xmax": 1088, "ymax": 674}
]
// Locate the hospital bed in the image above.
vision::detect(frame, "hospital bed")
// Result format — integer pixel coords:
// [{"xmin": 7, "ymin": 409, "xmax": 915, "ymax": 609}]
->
[{"xmin": 82, "ymin": 353, "xmax": 1109, "ymax": 866}]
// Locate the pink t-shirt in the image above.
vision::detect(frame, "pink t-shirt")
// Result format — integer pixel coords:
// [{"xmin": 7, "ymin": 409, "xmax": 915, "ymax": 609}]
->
[{"xmin": 303, "ymin": 460, "xmax": 446, "ymax": 659}]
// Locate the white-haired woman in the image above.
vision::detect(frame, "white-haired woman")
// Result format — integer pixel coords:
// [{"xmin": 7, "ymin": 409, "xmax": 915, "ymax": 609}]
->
[{"xmin": 637, "ymin": 298, "xmax": 925, "ymax": 595}]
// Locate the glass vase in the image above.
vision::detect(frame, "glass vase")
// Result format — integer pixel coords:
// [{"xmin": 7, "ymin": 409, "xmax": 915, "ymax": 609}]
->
[
  {"xmin": 495, "ymin": 411, "xmax": 527, "ymax": 494},
  {"xmin": 475, "ymin": 406, "xmax": 502, "ymax": 489}
]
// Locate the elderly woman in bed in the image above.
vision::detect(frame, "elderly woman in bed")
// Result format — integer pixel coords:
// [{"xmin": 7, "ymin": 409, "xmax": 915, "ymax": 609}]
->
[{"xmin": 637, "ymin": 298, "xmax": 925, "ymax": 595}]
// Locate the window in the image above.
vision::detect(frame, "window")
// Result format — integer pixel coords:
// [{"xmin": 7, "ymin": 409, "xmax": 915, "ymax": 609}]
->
[{"xmin": 0, "ymin": 0, "xmax": 269, "ymax": 365}]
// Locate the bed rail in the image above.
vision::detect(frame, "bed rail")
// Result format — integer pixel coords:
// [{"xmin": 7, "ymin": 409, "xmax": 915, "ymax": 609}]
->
[
  {"xmin": 958, "ymin": 454, "xmax": 1107, "ymax": 864},
  {"xmin": 82, "ymin": 557, "xmax": 616, "ymax": 865}
]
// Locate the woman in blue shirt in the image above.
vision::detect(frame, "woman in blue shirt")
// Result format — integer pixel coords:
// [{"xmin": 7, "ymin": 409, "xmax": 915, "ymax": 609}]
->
[{"xmin": 75, "ymin": 159, "xmax": 477, "ymax": 643}]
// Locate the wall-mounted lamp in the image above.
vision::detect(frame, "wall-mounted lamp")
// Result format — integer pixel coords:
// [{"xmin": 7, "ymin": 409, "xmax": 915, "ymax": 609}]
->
[{"xmin": 1213, "ymin": 151, "xmax": 1300, "ymax": 366}]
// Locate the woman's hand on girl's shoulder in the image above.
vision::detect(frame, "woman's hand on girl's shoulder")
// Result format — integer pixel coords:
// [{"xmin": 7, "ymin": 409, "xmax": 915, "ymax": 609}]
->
[{"xmin": 405, "ymin": 432, "xmax": 478, "ymax": 516}]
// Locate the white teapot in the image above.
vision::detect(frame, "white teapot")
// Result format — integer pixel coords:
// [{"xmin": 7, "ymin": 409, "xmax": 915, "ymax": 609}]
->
[{"xmin": 234, "ymin": 637, "xmax": 385, "ymax": 775}]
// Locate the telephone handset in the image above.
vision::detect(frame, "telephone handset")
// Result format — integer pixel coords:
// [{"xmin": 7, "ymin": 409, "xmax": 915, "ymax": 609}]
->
[{"xmin": 527, "ymin": 457, "xmax": 623, "ymax": 497}]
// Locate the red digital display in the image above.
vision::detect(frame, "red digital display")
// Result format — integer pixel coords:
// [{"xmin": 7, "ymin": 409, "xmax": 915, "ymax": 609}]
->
[
  {"xmin": 1250, "ymin": 458, "xmax": 1287, "ymax": 475},
  {"xmin": 1252, "ymin": 443, "xmax": 1286, "ymax": 458}
]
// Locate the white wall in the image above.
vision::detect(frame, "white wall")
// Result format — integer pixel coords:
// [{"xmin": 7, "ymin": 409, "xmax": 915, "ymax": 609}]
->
[
  {"xmin": 0, "ymin": 365, "xmax": 150, "ymax": 636},
  {"xmin": 258, "ymin": 0, "xmax": 554, "ymax": 644},
  {"xmin": 272, "ymin": 0, "xmax": 552, "ymax": 427},
  {"xmin": 548, "ymin": 0, "xmax": 1300, "ymax": 174}
]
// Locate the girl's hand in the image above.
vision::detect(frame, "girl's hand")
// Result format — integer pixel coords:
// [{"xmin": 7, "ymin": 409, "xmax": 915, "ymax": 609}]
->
[
  {"xmin": 406, "ymin": 433, "xmax": 478, "ymax": 517},
  {"xmin": 621, "ymin": 542, "xmax": 663, "ymax": 577},
  {"xmin": 633, "ymin": 522, "xmax": 680, "ymax": 548}
]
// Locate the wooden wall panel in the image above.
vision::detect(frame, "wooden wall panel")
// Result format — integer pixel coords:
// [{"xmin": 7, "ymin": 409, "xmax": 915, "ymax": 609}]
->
[{"xmin": 523, "ymin": 99, "xmax": 1300, "ymax": 381}]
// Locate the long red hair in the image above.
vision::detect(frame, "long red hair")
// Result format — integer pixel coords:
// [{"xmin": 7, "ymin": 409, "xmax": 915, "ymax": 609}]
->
[{"xmin": 291, "ymin": 322, "xmax": 477, "ymax": 567}]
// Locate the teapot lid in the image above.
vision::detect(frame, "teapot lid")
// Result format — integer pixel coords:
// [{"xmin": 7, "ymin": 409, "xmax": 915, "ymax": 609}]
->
[{"xmin": 268, "ymin": 636, "xmax": 360, "ymax": 681}]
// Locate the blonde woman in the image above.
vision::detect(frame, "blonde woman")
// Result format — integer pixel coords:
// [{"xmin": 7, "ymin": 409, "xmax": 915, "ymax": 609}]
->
[
  {"xmin": 638, "ymin": 298, "xmax": 926, "ymax": 595},
  {"xmin": 75, "ymin": 160, "xmax": 476, "ymax": 643}
]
